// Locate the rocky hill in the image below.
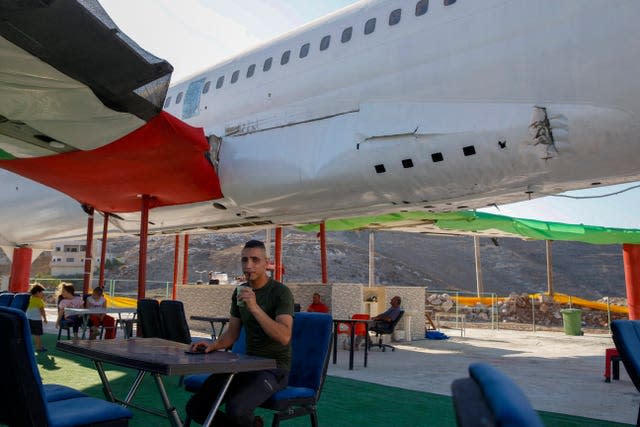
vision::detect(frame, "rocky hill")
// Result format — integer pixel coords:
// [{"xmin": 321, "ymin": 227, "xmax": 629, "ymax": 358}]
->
[{"xmin": 0, "ymin": 229, "xmax": 627, "ymax": 300}]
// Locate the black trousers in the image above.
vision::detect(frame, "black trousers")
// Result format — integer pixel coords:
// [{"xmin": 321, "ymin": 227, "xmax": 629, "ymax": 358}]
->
[{"xmin": 186, "ymin": 368, "xmax": 288, "ymax": 426}]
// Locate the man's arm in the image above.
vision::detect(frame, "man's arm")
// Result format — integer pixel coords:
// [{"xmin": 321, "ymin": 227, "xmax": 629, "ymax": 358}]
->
[
  {"xmin": 373, "ymin": 308, "xmax": 393, "ymax": 322},
  {"xmin": 240, "ymin": 286, "xmax": 293, "ymax": 345},
  {"xmin": 195, "ymin": 316, "xmax": 241, "ymax": 353}
]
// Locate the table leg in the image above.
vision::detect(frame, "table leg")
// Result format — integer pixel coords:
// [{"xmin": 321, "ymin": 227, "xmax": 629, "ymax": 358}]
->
[
  {"xmin": 80, "ymin": 314, "xmax": 90, "ymax": 339},
  {"xmin": 202, "ymin": 373, "xmax": 235, "ymax": 427},
  {"xmin": 208, "ymin": 320, "xmax": 217, "ymax": 340},
  {"xmin": 332, "ymin": 322, "xmax": 338, "ymax": 365},
  {"xmin": 153, "ymin": 373, "xmax": 183, "ymax": 427},
  {"xmin": 364, "ymin": 323, "xmax": 369, "ymax": 368},
  {"xmin": 349, "ymin": 323, "xmax": 355, "ymax": 370},
  {"xmin": 94, "ymin": 360, "xmax": 116, "ymax": 402},
  {"xmin": 124, "ymin": 370, "xmax": 147, "ymax": 405},
  {"xmin": 218, "ymin": 322, "xmax": 227, "ymax": 338}
]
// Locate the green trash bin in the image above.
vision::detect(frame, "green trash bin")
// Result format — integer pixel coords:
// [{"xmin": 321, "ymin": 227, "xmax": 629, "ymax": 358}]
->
[{"xmin": 560, "ymin": 308, "xmax": 582, "ymax": 336}]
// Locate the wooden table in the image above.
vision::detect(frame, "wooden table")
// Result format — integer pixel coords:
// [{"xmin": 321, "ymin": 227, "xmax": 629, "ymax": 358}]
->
[{"xmin": 56, "ymin": 337, "xmax": 275, "ymax": 427}]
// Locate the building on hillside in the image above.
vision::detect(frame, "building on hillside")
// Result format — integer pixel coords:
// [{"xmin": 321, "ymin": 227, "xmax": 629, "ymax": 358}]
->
[{"xmin": 50, "ymin": 240, "xmax": 107, "ymax": 277}]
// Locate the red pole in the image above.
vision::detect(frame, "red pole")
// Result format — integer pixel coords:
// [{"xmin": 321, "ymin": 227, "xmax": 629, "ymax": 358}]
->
[
  {"xmin": 8, "ymin": 247, "xmax": 32, "ymax": 292},
  {"xmin": 623, "ymin": 244, "xmax": 640, "ymax": 319},
  {"xmin": 182, "ymin": 234, "xmax": 190, "ymax": 285},
  {"xmin": 138, "ymin": 195, "xmax": 150, "ymax": 300},
  {"xmin": 275, "ymin": 227, "xmax": 283, "ymax": 282},
  {"xmin": 99, "ymin": 212, "xmax": 109, "ymax": 288},
  {"xmin": 320, "ymin": 221, "xmax": 328, "ymax": 283},
  {"xmin": 172, "ymin": 235, "xmax": 180, "ymax": 300},
  {"xmin": 82, "ymin": 206, "xmax": 94, "ymax": 295}
]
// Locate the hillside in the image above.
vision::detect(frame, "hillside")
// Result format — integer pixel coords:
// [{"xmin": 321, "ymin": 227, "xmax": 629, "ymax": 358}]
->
[{"xmin": 0, "ymin": 230, "xmax": 626, "ymax": 300}]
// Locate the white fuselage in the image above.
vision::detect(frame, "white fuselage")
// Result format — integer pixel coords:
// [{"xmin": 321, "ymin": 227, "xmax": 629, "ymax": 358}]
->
[
  {"xmin": 3, "ymin": 0, "xmax": 640, "ymax": 246},
  {"xmin": 149, "ymin": 0, "xmax": 640, "ymax": 232}
]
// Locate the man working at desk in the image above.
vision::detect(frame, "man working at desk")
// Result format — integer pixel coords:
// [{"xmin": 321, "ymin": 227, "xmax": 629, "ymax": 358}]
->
[{"xmin": 186, "ymin": 240, "xmax": 294, "ymax": 427}]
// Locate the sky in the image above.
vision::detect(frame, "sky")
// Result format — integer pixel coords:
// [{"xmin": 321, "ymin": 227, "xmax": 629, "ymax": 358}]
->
[{"xmin": 98, "ymin": 0, "xmax": 640, "ymax": 230}]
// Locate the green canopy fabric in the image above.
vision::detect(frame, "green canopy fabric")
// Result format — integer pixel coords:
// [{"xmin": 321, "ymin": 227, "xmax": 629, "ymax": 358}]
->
[{"xmin": 297, "ymin": 211, "xmax": 640, "ymax": 244}]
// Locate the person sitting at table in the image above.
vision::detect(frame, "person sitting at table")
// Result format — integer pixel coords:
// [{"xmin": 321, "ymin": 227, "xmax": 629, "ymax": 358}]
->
[
  {"xmin": 186, "ymin": 239, "xmax": 294, "ymax": 427},
  {"xmin": 306, "ymin": 292, "xmax": 329, "ymax": 313},
  {"xmin": 85, "ymin": 286, "xmax": 106, "ymax": 340},
  {"xmin": 371, "ymin": 295, "xmax": 402, "ymax": 330},
  {"xmin": 56, "ymin": 283, "xmax": 84, "ymax": 339}
]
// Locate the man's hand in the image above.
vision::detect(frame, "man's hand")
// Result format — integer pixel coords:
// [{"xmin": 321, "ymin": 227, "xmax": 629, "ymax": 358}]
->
[
  {"xmin": 190, "ymin": 341, "xmax": 215, "ymax": 354},
  {"xmin": 238, "ymin": 286, "xmax": 257, "ymax": 310}
]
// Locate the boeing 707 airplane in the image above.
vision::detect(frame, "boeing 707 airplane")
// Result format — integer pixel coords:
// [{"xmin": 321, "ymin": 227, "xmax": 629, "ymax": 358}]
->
[{"xmin": 0, "ymin": 0, "xmax": 639, "ymax": 249}]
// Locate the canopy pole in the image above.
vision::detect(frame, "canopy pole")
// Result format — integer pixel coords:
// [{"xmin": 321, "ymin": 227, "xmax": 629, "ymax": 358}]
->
[
  {"xmin": 8, "ymin": 247, "xmax": 32, "ymax": 292},
  {"xmin": 275, "ymin": 227, "xmax": 283, "ymax": 282},
  {"xmin": 320, "ymin": 221, "xmax": 328, "ymax": 284},
  {"xmin": 172, "ymin": 235, "xmax": 180, "ymax": 300},
  {"xmin": 82, "ymin": 206, "xmax": 95, "ymax": 295},
  {"xmin": 98, "ymin": 212, "xmax": 109, "ymax": 288},
  {"xmin": 623, "ymin": 244, "xmax": 640, "ymax": 319},
  {"xmin": 137, "ymin": 195, "xmax": 150, "ymax": 300},
  {"xmin": 182, "ymin": 234, "xmax": 190, "ymax": 285},
  {"xmin": 474, "ymin": 236, "xmax": 484, "ymax": 297},
  {"xmin": 368, "ymin": 231, "xmax": 375, "ymax": 288},
  {"xmin": 546, "ymin": 240, "xmax": 554, "ymax": 297}
]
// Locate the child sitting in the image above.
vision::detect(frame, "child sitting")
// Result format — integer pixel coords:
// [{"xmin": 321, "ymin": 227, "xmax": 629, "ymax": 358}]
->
[{"xmin": 85, "ymin": 287, "xmax": 106, "ymax": 339}]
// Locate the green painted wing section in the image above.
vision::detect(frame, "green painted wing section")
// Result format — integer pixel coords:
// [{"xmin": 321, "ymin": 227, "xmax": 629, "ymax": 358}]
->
[
  {"xmin": 298, "ymin": 211, "xmax": 640, "ymax": 244},
  {"xmin": 0, "ymin": 148, "xmax": 16, "ymax": 160}
]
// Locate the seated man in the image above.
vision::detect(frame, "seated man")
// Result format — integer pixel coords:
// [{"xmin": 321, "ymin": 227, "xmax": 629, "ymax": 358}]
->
[
  {"xmin": 306, "ymin": 292, "xmax": 329, "ymax": 313},
  {"xmin": 371, "ymin": 295, "xmax": 402, "ymax": 332},
  {"xmin": 186, "ymin": 240, "xmax": 294, "ymax": 427}
]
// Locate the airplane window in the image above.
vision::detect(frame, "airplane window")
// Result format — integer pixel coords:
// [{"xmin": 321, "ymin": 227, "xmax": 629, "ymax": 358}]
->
[
  {"xmin": 281, "ymin": 50, "xmax": 291, "ymax": 65},
  {"xmin": 216, "ymin": 76, "xmax": 224, "ymax": 89},
  {"xmin": 444, "ymin": 0, "xmax": 456, "ymax": 5},
  {"xmin": 364, "ymin": 18, "xmax": 376, "ymax": 35},
  {"xmin": 163, "ymin": 97, "xmax": 171, "ymax": 108},
  {"xmin": 247, "ymin": 64, "xmax": 256, "ymax": 78},
  {"xmin": 431, "ymin": 152, "xmax": 444, "ymax": 162},
  {"xmin": 463, "ymin": 145, "xmax": 476, "ymax": 156},
  {"xmin": 389, "ymin": 9, "xmax": 401, "ymax": 26},
  {"xmin": 202, "ymin": 81, "xmax": 211, "ymax": 94},
  {"xmin": 341, "ymin": 27, "xmax": 353, "ymax": 43},
  {"xmin": 263, "ymin": 57, "xmax": 273, "ymax": 71},
  {"xmin": 175, "ymin": 92, "xmax": 183, "ymax": 104},
  {"xmin": 415, "ymin": 0, "xmax": 429, "ymax": 16},
  {"xmin": 320, "ymin": 35, "xmax": 331, "ymax": 51},
  {"xmin": 299, "ymin": 43, "xmax": 310, "ymax": 58},
  {"xmin": 231, "ymin": 70, "xmax": 240, "ymax": 84},
  {"xmin": 374, "ymin": 164, "xmax": 386, "ymax": 173},
  {"xmin": 402, "ymin": 158, "xmax": 413, "ymax": 168}
]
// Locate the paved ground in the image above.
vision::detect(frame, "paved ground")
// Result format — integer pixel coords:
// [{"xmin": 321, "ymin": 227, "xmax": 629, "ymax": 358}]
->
[
  {"xmin": 44, "ymin": 308, "xmax": 638, "ymax": 425},
  {"xmin": 328, "ymin": 327, "xmax": 638, "ymax": 425}
]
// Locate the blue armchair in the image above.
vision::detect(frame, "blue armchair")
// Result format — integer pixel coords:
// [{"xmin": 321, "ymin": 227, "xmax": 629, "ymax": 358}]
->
[
  {"xmin": 0, "ymin": 292, "xmax": 15, "ymax": 306},
  {"xmin": 451, "ymin": 362, "xmax": 544, "ymax": 427},
  {"xmin": 183, "ymin": 312, "xmax": 333, "ymax": 427},
  {"xmin": 0, "ymin": 306, "xmax": 133, "ymax": 426},
  {"xmin": 611, "ymin": 320, "xmax": 640, "ymax": 426},
  {"xmin": 10, "ymin": 292, "xmax": 31, "ymax": 311}
]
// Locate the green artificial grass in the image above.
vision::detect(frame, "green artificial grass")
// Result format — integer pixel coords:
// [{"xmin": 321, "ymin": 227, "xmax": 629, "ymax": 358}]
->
[{"xmin": 36, "ymin": 334, "xmax": 632, "ymax": 427}]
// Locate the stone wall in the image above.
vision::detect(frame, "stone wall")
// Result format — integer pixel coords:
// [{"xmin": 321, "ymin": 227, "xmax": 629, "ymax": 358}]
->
[{"xmin": 177, "ymin": 282, "xmax": 425, "ymax": 340}]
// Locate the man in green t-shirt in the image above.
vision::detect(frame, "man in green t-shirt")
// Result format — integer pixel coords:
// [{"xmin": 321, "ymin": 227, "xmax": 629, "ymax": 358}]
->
[{"xmin": 186, "ymin": 240, "xmax": 294, "ymax": 427}]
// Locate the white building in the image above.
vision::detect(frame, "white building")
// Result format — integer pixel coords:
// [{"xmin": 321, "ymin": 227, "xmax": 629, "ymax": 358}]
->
[{"xmin": 50, "ymin": 240, "xmax": 105, "ymax": 277}]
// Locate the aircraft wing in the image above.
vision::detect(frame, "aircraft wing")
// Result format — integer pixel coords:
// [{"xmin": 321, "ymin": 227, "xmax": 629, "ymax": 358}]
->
[{"xmin": 0, "ymin": 0, "xmax": 222, "ymax": 216}]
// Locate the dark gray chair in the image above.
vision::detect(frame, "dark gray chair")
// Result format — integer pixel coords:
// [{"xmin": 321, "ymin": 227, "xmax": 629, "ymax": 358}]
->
[
  {"xmin": 451, "ymin": 363, "xmax": 544, "ymax": 427},
  {"xmin": 369, "ymin": 310, "xmax": 404, "ymax": 352},
  {"xmin": 0, "ymin": 306, "xmax": 133, "ymax": 426},
  {"xmin": 137, "ymin": 298, "xmax": 163, "ymax": 338}
]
